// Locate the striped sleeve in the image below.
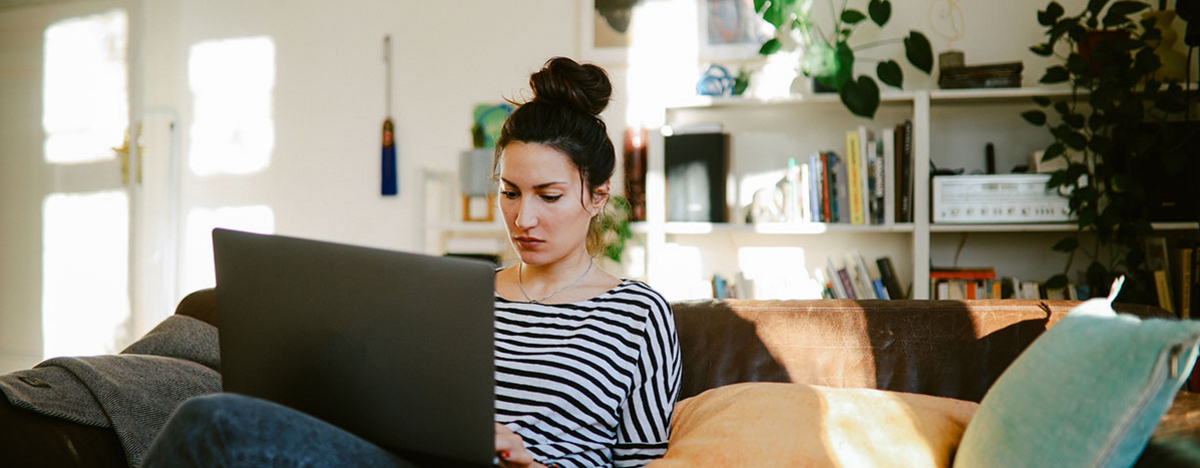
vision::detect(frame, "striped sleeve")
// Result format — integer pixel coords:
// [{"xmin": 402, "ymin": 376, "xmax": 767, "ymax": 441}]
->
[{"xmin": 612, "ymin": 285, "xmax": 681, "ymax": 467}]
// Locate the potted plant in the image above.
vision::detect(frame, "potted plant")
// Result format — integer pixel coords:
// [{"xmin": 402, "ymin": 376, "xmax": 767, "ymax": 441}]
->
[
  {"xmin": 1023, "ymin": 0, "xmax": 1196, "ymax": 303},
  {"xmin": 753, "ymin": 0, "xmax": 934, "ymax": 118}
]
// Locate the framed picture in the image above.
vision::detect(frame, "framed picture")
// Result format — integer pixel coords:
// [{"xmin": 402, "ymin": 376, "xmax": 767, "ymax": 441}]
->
[
  {"xmin": 698, "ymin": 0, "xmax": 770, "ymax": 61},
  {"xmin": 580, "ymin": 0, "xmax": 646, "ymax": 65}
]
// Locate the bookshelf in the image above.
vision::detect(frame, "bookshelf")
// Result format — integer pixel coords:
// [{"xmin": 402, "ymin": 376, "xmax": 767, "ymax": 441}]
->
[{"xmin": 641, "ymin": 86, "xmax": 1197, "ymax": 301}]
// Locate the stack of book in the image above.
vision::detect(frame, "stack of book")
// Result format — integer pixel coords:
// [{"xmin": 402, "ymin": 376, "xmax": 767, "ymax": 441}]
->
[
  {"xmin": 770, "ymin": 121, "xmax": 915, "ymax": 225},
  {"xmin": 938, "ymin": 62, "xmax": 1023, "ymax": 89},
  {"xmin": 816, "ymin": 253, "xmax": 906, "ymax": 300},
  {"xmin": 930, "ymin": 267, "xmax": 999, "ymax": 299},
  {"xmin": 1146, "ymin": 236, "xmax": 1198, "ymax": 319}
]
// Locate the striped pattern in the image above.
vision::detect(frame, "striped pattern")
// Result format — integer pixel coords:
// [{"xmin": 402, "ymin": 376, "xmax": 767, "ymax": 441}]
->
[{"xmin": 495, "ymin": 280, "xmax": 681, "ymax": 468}]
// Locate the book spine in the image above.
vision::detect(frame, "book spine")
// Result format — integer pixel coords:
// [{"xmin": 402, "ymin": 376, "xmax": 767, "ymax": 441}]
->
[
  {"xmin": 845, "ymin": 130, "xmax": 864, "ymax": 224},
  {"xmin": 826, "ymin": 258, "xmax": 847, "ymax": 298},
  {"xmin": 902, "ymin": 121, "xmax": 914, "ymax": 223},
  {"xmin": 809, "ymin": 153, "xmax": 822, "ymax": 222},
  {"xmin": 820, "ymin": 152, "xmax": 832, "ymax": 223},
  {"xmin": 1155, "ymin": 270, "xmax": 1175, "ymax": 313},
  {"xmin": 837, "ymin": 267, "xmax": 859, "ymax": 300},
  {"xmin": 876, "ymin": 257, "xmax": 905, "ymax": 300},
  {"xmin": 882, "ymin": 127, "xmax": 896, "ymax": 225}
]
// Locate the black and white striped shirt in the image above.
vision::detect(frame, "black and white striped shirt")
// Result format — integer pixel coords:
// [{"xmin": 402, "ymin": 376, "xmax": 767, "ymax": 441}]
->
[{"xmin": 495, "ymin": 279, "xmax": 681, "ymax": 468}]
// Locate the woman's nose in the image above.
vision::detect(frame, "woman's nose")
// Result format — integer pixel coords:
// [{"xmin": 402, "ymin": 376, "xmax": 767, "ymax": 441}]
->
[{"xmin": 515, "ymin": 199, "xmax": 537, "ymax": 229}]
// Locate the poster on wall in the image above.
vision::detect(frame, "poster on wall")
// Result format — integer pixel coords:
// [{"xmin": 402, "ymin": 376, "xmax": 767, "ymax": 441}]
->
[
  {"xmin": 699, "ymin": 0, "xmax": 770, "ymax": 61},
  {"xmin": 580, "ymin": 0, "xmax": 646, "ymax": 64}
]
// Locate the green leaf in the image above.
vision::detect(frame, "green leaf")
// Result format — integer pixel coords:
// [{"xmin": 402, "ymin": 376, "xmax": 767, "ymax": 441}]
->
[
  {"xmin": 1039, "ymin": 2, "xmax": 1065, "ymax": 26},
  {"xmin": 760, "ymin": 0, "xmax": 784, "ymax": 27},
  {"xmin": 758, "ymin": 38, "xmax": 782, "ymax": 55},
  {"xmin": 1049, "ymin": 19, "xmax": 1076, "ymax": 46},
  {"xmin": 1049, "ymin": 170, "xmax": 1072, "ymax": 188},
  {"xmin": 1023, "ymin": 110, "xmax": 1048, "ymax": 126},
  {"xmin": 868, "ymin": 0, "xmax": 891, "ymax": 26},
  {"xmin": 841, "ymin": 9, "xmax": 867, "ymax": 24},
  {"xmin": 1030, "ymin": 43, "xmax": 1055, "ymax": 57},
  {"xmin": 904, "ymin": 31, "xmax": 933, "ymax": 74},
  {"xmin": 1088, "ymin": 112, "xmax": 1106, "ymax": 130},
  {"xmin": 1067, "ymin": 53, "xmax": 1087, "ymax": 75},
  {"xmin": 1043, "ymin": 143, "xmax": 1066, "ymax": 161},
  {"xmin": 832, "ymin": 41, "xmax": 855, "ymax": 88},
  {"xmin": 1068, "ymin": 24, "xmax": 1088, "ymax": 43},
  {"xmin": 1046, "ymin": 274, "xmax": 1070, "ymax": 289},
  {"xmin": 1033, "ymin": 96, "xmax": 1052, "ymax": 107},
  {"xmin": 840, "ymin": 76, "xmax": 881, "ymax": 119},
  {"xmin": 876, "ymin": 60, "xmax": 903, "ymax": 88},
  {"xmin": 1064, "ymin": 112, "xmax": 1085, "ymax": 129},
  {"xmin": 1055, "ymin": 124, "xmax": 1088, "ymax": 150},
  {"xmin": 1054, "ymin": 101, "xmax": 1070, "ymax": 115},
  {"xmin": 1041, "ymin": 66, "xmax": 1070, "ymax": 84},
  {"xmin": 1103, "ymin": 1, "xmax": 1150, "ymax": 27},
  {"xmin": 1087, "ymin": 0, "xmax": 1107, "ymax": 16}
]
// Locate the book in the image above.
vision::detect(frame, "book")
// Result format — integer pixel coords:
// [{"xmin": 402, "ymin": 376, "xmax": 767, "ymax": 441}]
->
[
  {"xmin": 827, "ymin": 258, "xmax": 848, "ymax": 299},
  {"xmin": 850, "ymin": 252, "xmax": 877, "ymax": 300},
  {"xmin": 831, "ymin": 152, "xmax": 848, "ymax": 223},
  {"xmin": 845, "ymin": 130, "xmax": 865, "ymax": 224},
  {"xmin": 880, "ymin": 127, "xmax": 896, "ymax": 226},
  {"xmin": 1146, "ymin": 237, "xmax": 1174, "ymax": 313},
  {"xmin": 809, "ymin": 153, "xmax": 822, "ymax": 222},
  {"xmin": 820, "ymin": 152, "xmax": 832, "ymax": 222},
  {"xmin": 836, "ymin": 266, "xmax": 858, "ymax": 300},
  {"xmin": 876, "ymin": 256, "xmax": 905, "ymax": 300},
  {"xmin": 867, "ymin": 139, "xmax": 885, "ymax": 225},
  {"xmin": 1170, "ymin": 247, "xmax": 1193, "ymax": 319},
  {"xmin": 897, "ymin": 121, "xmax": 914, "ymax": 223},
  {"xmin": 930, "ymin": 267, "xmax": 997, "ymax": 280}
]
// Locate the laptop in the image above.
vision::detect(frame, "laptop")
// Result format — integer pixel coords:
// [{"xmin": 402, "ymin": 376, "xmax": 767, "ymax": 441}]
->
[{"xmin": 212, "ymin": 228, "xmax": 496, "ymax": 467}]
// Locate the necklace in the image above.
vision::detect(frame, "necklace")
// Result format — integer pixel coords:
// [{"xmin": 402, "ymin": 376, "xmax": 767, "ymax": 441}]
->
[{"xmin": 518, "ymin": 258, "xmax": 594, "ymax": 304}]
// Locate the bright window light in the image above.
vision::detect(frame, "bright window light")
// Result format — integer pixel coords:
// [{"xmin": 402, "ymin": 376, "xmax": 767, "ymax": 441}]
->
[
  {"xmin": 42, "ymin": 9, "xmax": 128, "ymax": 164},
  {"xmin": 181, "ymin": 206, "xmax": 275, "ymax": 295},
  {"xmin": 625, "ymin": 0, "xmax": 699, "ymax": 128},
  {"xmin": 42, "ymin": 191, "xmax": 130, "ymax": 358},
  {"xmin": 188, "ymin": 37, "xmax": 275, "ymax": 176}
]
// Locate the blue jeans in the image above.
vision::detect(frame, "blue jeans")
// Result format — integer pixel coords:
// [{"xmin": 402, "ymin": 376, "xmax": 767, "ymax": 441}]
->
[{"xmin": 142, "ymin": 393, "xmax": 415, "ymax": 468}]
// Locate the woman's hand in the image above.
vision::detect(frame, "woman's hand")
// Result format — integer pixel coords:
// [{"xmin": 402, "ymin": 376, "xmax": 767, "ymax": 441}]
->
[{"xmin": 495, "ymin": 423, "xmax": 545, "ymax": 468}]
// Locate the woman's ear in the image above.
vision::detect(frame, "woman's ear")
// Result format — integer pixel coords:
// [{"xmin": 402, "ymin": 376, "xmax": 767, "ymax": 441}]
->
[{"xmin": 591, "ymin": 180, "xmax": 611, "ymax": 215}]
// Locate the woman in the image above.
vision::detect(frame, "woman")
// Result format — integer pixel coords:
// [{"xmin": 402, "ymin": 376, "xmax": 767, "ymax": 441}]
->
[{"xmin": 142, "ymin": 57, "xmax": 680, "ymax": 468}]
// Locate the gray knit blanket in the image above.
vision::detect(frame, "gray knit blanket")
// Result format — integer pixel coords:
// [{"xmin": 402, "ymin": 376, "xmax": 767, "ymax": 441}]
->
[{"xmin": 0, "ymin": 315, "xmax": 222, "ymax": 468}]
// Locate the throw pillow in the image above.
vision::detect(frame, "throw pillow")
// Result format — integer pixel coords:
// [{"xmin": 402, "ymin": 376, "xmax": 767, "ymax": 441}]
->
[
  {"xmin": 954, "ymin": 278, "xmax": 1200, "ymax": 468},
  {"xmin": 646, "ymin": 382, "xmax": 978, "ymax": 468}
]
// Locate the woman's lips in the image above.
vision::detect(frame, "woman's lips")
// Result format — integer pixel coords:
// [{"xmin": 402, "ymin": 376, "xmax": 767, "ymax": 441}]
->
[{"xmin": 514, "ymin": 236, "xmax": 544, "ymax": 250}]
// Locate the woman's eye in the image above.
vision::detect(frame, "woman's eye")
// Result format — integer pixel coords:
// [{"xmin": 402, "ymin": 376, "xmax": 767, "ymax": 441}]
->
[
  {"xmin": 501, "ymin": 191, "xmax": 518, "ymax": 200},
  {"xmin": 541, "ymin": 195, "xmax": 562, "ymax": 202}
]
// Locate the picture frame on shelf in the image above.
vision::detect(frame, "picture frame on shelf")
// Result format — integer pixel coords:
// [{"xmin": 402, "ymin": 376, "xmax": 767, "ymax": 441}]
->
[
  {"xmin": 580, "ymin": 0, "xmax": 648, "ymax": 65},
  {"xmin": 697, "ymin": 0, "xmax": 770, "ymax": 61}
]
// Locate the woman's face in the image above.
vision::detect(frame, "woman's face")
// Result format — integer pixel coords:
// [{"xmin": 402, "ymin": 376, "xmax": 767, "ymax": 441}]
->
[{"xmin": 498, "ymin": 142, "xmax": 604, "ymax": 267}]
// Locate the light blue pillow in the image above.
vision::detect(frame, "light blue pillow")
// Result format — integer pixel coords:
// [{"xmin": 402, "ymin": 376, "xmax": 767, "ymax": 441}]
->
[{"xmin": 954, "ymin": 278, "xmax": 1200, "ymax": 468}]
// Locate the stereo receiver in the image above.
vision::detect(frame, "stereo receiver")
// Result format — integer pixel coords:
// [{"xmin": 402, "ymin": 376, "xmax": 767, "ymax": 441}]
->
[{"xmin": 932, "ymin": 174, "xmax": 1073, "ymax": 224}]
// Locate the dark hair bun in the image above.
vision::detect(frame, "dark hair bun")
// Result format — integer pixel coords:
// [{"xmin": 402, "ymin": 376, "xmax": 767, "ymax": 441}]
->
[{"xmin": 529, "ymin": 57, "xmax": 611, "ymax": 116}]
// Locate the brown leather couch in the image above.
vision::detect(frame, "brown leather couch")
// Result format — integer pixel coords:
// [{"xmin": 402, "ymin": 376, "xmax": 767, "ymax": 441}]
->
[{"xmin": 4, "ymin": 290, "xmax": 1199, "ymax": 466}]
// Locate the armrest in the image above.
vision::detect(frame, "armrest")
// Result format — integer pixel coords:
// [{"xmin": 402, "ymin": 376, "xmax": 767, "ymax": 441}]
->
[{"xmin": 175, "ymin": 288, "xmax": 217, "ymax": 328}]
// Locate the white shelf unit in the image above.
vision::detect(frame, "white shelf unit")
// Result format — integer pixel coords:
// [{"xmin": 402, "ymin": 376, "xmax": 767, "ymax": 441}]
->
[
  {"xmin": 646, "ymin": 91, "xmax": 932, "ymax": 299},
  {"xmin": 642, "ymin": 86, "xmax": 1197, "ymax": 301}
]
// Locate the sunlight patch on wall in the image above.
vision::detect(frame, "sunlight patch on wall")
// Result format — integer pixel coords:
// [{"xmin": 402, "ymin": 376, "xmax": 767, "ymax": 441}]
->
[
  {"xmin": 625, "ymin": 0, "xmax": 699, "ymax": 128},
  {"xmin": 738, "ymin": 246, "xmax": 822, "ymax": 299},
  {"xmin": 181, "ymin": 206, "xmax": 275, "ymax": 295},
  {"xmin": 42, "ymin": 191, "xmax": 130, "ymax": 359},
  {"xmin": 654, "ymin": 243, "xmax": 710, "ymax": 301},
  {"xmin": 42, "ymin": 9, "xmax": 128, "ymax": 164},
  {"xmin": 188, "ymin": 37, "xmax": 275, "ymax": 176}
]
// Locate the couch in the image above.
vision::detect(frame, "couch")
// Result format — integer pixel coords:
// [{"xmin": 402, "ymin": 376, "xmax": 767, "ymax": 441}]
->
[{"xmin": 2, "ymin": 289, "xmax": 1198, "ymax": 467}]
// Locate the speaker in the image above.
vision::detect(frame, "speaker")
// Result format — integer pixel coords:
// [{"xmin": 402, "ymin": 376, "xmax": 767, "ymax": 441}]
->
[{"xmin": 665, "ymin": 132, "xmax": 728, "ymax": 222}]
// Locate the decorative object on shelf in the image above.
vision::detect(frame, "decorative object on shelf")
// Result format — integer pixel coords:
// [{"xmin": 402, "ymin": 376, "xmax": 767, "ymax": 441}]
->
[
  {"xmin": 696, "ymin": 64, "xmax": 735, "ymax": 96},
  {"xmin": 381, "ymin": 35, "xmax": 398, "ymax": 197},
  {"xmin": 753, "ymin": 0, "xmax": 934, "ymax": 118},
  {"xmin": 1024, "ymin": 0, "xmax": 1198, "ymax": 303},
  {"xmin": 471, "ymin": 103, "xmax": 514, "ymax": 149},
  {"xmin": 937, "ymin": 61, "xmax": 1023, "ymax": 89},
  {"xmin": 665, "ymin": 132, "xmax": 729, "ymax": 222}
]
